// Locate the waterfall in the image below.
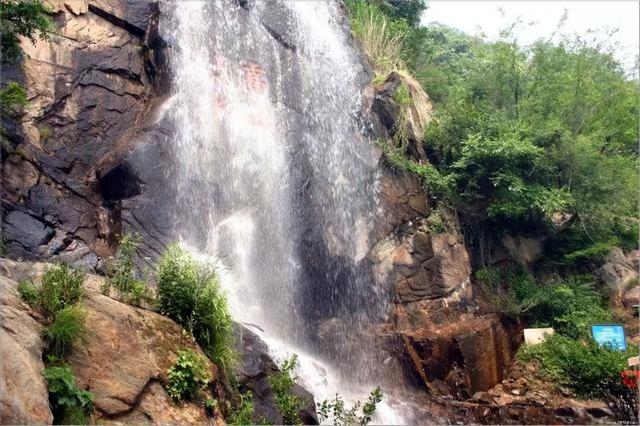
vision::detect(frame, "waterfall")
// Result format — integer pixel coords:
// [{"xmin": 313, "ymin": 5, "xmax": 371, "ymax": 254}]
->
[{"xmin": 159, "ymin": 0, "xmax": 405, "ymax": 422}]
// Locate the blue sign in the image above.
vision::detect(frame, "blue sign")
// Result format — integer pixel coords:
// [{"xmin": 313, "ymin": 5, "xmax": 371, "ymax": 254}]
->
[{"xmin": 592, "ymin": 324, "xmax": 626, "ymax": 351}]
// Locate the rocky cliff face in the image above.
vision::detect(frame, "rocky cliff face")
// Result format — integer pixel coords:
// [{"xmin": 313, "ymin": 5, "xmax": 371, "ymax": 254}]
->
[
  {"xmin": 362, "ymin": 71, "xmax": 521, "ymax": 399},
  {"xmin": 1, "ymin": 0, "xmax": 161, "ymax": 269}
]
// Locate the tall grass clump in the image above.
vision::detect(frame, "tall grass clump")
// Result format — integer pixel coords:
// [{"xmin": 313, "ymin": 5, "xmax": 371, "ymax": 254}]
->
[
  {"xmin": 157, "ymin": 244, "xmax": 234, "ymax": 370},
  {"xmin": 17, "ymin": 264, "xmax": 87, "ymax": 357},
  {"xmin": 39, "ymin": 264, "xmax": 85, "ymax": 319},
  {"xmin": 44, "ymin": 305, "xmax": 86, "ymax": 356},
  {"xmin": 346, "ymin": 0, "xmax": 407, "ymax": 81}
]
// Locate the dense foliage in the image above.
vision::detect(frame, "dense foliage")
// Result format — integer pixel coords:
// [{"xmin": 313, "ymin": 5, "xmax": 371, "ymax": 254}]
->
[
  {"xmin": 268, "ymin": 355, "xmax": 303, "ymax": 425},
  {"xmin": 166, "ymin": 349, "xmax": 212, "ymax": 402},
  {"xmin": 43, "ymin": 362, "xmax": 94, "ymax": 424},
  {"xmin": 476, "ymin": 269, "xmax": 611, "ymax": 338},
  {"xmin": 519, "ymin": 334, "xmax": 638, "ymax": 397},
  {"xmin": 347, "ymin": 0, "xmax": 639, "ymax": 263},
  {"xmin": 157, "ymin": 244, "xmax": 234, "ymax": 369}
]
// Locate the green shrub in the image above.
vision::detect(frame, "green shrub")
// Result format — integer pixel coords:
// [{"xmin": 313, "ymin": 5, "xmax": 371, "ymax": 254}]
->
[
  {"xmin": 476, "ymin": 268, "xmax": 611, "ymax": 338},
  {"xmin": 39, "ymin": 264, "xmax": 85, "ymax": 319},
  {"xmin": 17, "ymin": 279, "xmax": 39, "ymax": 306},
  {"xmin": 204, "ymin": 397, "xmax": 218, "ymax": 417},
  {"xmin": 166, "ymin": 349, "xmax": 212, "ymax": 402},
  {"xmin": 392, "ymin": 82, "xmax": 411, "ymax": 106},
  {"xmin": 43, "ymin": 363, "xmax": 94, "ymax": 424},
  {"xmin": 44, "ymin": 305, "xmax": 86, "ymax": 357},
  {"xmin": 268, "ymin": 355, "xmax": 303, "ymax": 425},
  {"xmin": 157, "ymin": 244, "xmax": 234, "ymax": 369},
  {"xmin": 475, "ymin": 267, "xmax": 540, "ymax": 316},
  {"xmin": 227, "ymin": 391, "xmax": 256, "ymax": 425},
  {"xmin": 518, "ymin": 334, "xmax": 638, "ymax": 399},
  {"xmin": 526, "ymin": 275, "xmax": 611, "ymax": 339},
  {"xmin": 318, "ymin": 387, "xmax": 383, "ymax": 426},
  {"xmin": 0, "ymin": 232, "xmax": 7, "ymax": 256},
  {"xmin": 0, "ymin": 81, "xmax": 27, "ymax": 111},
  {"xmin": 104, "ymin": 233, "xmax": 152, "ymax": 306}
]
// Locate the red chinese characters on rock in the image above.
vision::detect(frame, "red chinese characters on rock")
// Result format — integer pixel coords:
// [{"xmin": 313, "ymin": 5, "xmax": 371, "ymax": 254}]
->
[{"xmin": 243, "ymin": 62, "xmax": 268, "ymax": 93}]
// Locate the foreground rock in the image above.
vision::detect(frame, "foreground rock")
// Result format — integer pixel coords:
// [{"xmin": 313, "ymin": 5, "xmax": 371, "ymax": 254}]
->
[
  {"xmin": 0, "ymin": 259, "xmax": 218, "ymax": 424},
  {"xmin": 0, "ymin": 275, "xmax": 52, "ymax": 424}
]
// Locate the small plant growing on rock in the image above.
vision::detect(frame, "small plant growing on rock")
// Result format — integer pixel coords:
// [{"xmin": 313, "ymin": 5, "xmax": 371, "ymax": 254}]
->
[
  {"xmin": 0, "ymin": 232, "xmax": 7, "ymax": 256},
  {"xmin": 39, "ymin": 264, "xmax": 85, "ymax": 319},
  {"xmin": 318, "ymin": 387, "xmax": 383, "ymax": 426},
  {"xmin": 157, "ymin": 243, "xmax": 234, "ymax": 369},
  {"xmin": 166, "ymin": 349, "xmax": 212, "ymax": 402},
  {"xmin": 268, "ymin": 355, "xmax": 303, "ymax": 425},
  {"xmin": 392, "ymin": 82, "xmax": 411, "ymax": 106},
  {"xmin": 43, "ymin": 362, "xmax": 94, "ymax": 425},
  {"xmin": 44, "ymin": 305, "xmax": 86, "ymax": 356},
  {"xmin": 204, "ymin": 397, "xmax": 218, "ymax": 417},
  {"xmin": 227, "ymin": 391, "xmax": 260, "ymax": 425},
  {"xmin": 21, "ymin": 264, "xmax": 87, "ymax": 358},
  {"xmin": 17, "ymin": 279, "xmax": 39, "ymax": 306},
  {"xmin": 103, "ymin": 233, "xmax": 152, "ymax": 306}
]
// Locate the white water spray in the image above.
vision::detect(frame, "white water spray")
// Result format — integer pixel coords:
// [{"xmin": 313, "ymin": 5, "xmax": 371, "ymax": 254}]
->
[{"xmin": 159, "ymin": 0, "xmax": 404, "ymax": 423}]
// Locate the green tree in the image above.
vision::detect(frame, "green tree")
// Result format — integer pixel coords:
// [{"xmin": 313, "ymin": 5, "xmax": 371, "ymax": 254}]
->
[{"xmin": 0, "ymin": 0, "xmax": 53, "ymax": 62}]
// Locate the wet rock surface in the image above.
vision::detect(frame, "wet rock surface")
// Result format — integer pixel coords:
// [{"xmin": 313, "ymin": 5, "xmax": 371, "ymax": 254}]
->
[{"xmin": 1, "ymin": 0, "xmax": 160, "ymax": 265}]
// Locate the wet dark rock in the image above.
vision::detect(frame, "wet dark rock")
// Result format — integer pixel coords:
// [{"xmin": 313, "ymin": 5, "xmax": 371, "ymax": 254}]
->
[
  {"xmin": 4, "ymin": 210, "xmax": 54, "ymax": 250},
  {"xmin": 100, "ymin": 162, "xmax": 144, "ymax": 201}
]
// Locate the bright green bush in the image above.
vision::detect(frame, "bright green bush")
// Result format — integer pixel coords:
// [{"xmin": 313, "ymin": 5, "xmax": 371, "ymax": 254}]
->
[
  {"xmin": 476, "ymin": 269, "xmax": 611, "ymax": 339},
  {"xmin": 526, "ymin": 275, "xmax": 611, "ymax": 339},
  {"xmin": 0, "ymin": 81, "xmax": 27, "ymax": 112},
  {"xmin": 39, "ymin": 264, "xmax": 85, "ymax": 320},
  {"xmin": 561, "ymin": 240, "xmax": 616, "ymax": 265},
  {"xmin": 17, "ymin": 279, "xmax": 39, "ymax": 306},
  {"xmin": 318, "ymin": 387, "xmax": 383, "ymax": 426},
  {"xmin": 166, "ymin": 349, "xmax": 212, "ymax": 402},
  {"xmin": 268, "ymin": 355, "xmax": 303, "ymax": 425},
  {"xmin": 518, "ymin": 334, "xmax": 638, "ymax": 399},
  {"xmin": 44, "ymin": 305, "xmax": 86, "ymax": 357},
  {"xmin": 43, "ymin": 363, "xmax": 94, "ymax": 424},
  {"xmin": 157, "ymin": 244, "xmax": 234, "ymax": 369}
]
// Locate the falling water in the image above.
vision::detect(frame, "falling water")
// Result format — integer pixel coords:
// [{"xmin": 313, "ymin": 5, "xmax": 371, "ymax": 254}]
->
[{"xmin": 159, "ymin": 0, "xmax": 404, "ymax": 422}]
